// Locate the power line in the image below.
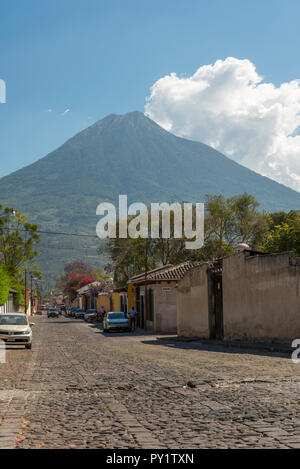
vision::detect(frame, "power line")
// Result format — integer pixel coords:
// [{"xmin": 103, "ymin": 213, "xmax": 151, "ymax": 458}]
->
[
  {"xmin": 20, "ymin": 229, "xmax": 98, "ymax": 238},
  {"xmin": 40, "ymin": 245, "xmax": 99, "ymax": 251}
]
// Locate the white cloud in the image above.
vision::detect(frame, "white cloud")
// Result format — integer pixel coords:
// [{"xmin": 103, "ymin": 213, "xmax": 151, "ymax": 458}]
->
[
  {"xmin": 0, "ymin": 78, "xmax": 6, "ymax": 103},
  {"xmin": 145, "ymin": 57, "xmax": 300, "ymax": 192}
]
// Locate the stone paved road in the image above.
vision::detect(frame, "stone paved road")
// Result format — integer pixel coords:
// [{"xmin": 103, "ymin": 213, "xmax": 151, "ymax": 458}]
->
[{"xmin": 1, "ymin": 315, "xmax": 300, "ymax": 449}]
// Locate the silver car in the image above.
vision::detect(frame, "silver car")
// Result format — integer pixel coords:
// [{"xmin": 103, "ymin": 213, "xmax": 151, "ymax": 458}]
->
[
  {"xmin": 0, "ymin": 313, "xmax": 33, "ymax": 349},
  {"xmin": 47, "ymin": 308, "xmax": 59, "ymax": 318},
  {"xmin": 103, "ymin": 312, "xmax": 131, "ymax": 333}
]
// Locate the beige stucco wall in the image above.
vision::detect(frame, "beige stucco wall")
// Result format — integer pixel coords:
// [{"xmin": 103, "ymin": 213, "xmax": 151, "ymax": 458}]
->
[
  {"xmin": 177, "ymin": 264, "xmax": 210, "ymax": 337},
  {"xmin": 223, "ymin": 251, "xmax": 300, "ymax": 343},
  {"xmin": 138, "ymin": 283, "xmax": 177, "ymax": 333},
  {"xmin": 153, "ymin": 283, "xmax": 177, "ymax": 333}
]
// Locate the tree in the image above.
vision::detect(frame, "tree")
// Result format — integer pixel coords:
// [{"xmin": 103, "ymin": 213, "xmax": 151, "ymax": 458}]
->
[
  {"xmin": 204, "ymin": 193, "xmax": 269, "ymax": 258},
  {"xmin": 0, "ymin": 206, "xmax": 40, "ymax": 277},
  {"xmin": 57, "ymin": 259, "xmax": 109, "ymax": 300},
  {"xmin": 63, "ymin": 260, "xmax": 95, "ymax": 277},
  {"xmin": 100, "ymin": 237, "xmax": 157, "ymax": 287},
  {"xmin": 0, "ymin": 264, "xmax": 10, "ymax": 306},
  {"xmin": 262, "ymin": 210, "xmax": 300, "ymax": 255},
  {"xmin": 99, "ymin": 193, "xmax": 270, "ymax": 287}
]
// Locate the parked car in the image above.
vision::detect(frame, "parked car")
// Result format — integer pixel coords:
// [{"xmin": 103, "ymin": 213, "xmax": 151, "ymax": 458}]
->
[
  {"xmin": 74, "ymin": 309, "xmax": 86, "ymax": 319},
  {"xmin": 103, "ymin": 311, "xmax": 131, "ymax": 333},
  {"xmin": 66, "ymin": 307, "xmax": 75, "ymax": 317},
  {"xmin": 84, "ymin": 309, "xmax": 98, "ymax": 322},
  {"xmin": 47, "ymin": 308, "xmax": 59, "ymax": 318},
  {"xmin": 69, "ymin": 307, "xmax": 77, "ymax": 317},
  {"xmin": 0, "ymin": 313, "xmax": 34, "ymax": 349}
]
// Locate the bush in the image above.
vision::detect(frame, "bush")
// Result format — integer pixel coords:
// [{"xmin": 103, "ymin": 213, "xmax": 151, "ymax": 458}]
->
[{"xmin": 0, "ymin": 265, "xmax": 10, "ymax": 306}]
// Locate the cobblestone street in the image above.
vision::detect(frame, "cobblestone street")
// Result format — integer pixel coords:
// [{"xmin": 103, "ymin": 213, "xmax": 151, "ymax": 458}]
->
[{"xmin": 1, "ymin": 315, "xmax": 300, "ymax": 449}]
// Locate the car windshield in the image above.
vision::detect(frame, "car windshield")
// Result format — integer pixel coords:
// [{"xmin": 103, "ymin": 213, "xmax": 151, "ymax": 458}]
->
[
  {"xmin": 0, "ymin": 315, "xmax": 28, "ymax": 325},
  {"xmin": 87, "ymin": 310, "xmax": 96, "ymax": 313},
  {"xmin": 108, "ymin": 312, "xmax": 125, "ymax": 320}
]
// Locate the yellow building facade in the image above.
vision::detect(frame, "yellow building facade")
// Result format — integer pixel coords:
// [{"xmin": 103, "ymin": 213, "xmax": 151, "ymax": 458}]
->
[{"xmin": 127, "ymin": 282, "xmax": 136, "ymax": 311}]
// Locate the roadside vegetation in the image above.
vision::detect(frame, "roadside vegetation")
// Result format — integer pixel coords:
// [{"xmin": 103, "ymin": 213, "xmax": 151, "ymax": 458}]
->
[
  {"xmin": 0, "ymin": 204, "xmax": 41, "ymax": 307},
  {"xmin": 56, "ymin": 260, "xmax": 110, "ymax": 302},
  {"xmin": 99, "ymin": 193, "xmax": 300, "ymax": 287}
]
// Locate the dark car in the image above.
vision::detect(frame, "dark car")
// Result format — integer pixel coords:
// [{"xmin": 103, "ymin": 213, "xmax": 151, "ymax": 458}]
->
[
  {"xmin": 70, "ymin": 307, "xmax": 78, "ymax": 317},
  {"xmin": 74, "ymin": 309, "xmax": 86, "ymax": 319},
  {"xmin": 84, "ymin": 309, "xmax": 98, "ymax": 322},
  {"xmin": 48, "ymin": 308, "xmax": 59, "ymax": 318}
]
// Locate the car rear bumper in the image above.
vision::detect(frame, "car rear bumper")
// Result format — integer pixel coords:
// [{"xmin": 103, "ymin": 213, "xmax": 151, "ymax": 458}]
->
[{"xmin": 107, "ymin": 324, "xmax": 130, "ymax": 330}]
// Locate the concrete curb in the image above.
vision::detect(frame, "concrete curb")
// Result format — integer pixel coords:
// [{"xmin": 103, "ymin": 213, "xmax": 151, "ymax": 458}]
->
[{"xmin": 156, "ymin": 336, "xmax": 293, "ymax": 355}]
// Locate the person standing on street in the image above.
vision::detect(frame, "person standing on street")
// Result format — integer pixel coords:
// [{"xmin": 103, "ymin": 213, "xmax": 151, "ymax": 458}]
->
[
  {"xmin": 129, "ymin": 306, "xmax": 137, "ymax": 332},
  {"xmin": 100, "ymin": 305, "xmax": 105, "ymax": 321}
]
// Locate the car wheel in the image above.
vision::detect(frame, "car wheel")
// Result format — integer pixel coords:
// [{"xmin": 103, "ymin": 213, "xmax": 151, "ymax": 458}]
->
[{"xmin": 25, "ymin": 344, "xmax": 32, "ymax": 349}]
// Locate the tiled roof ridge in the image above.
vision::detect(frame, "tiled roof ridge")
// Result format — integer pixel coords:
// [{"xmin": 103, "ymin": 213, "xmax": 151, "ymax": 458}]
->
[
  {"xmin": 130, "ymin": 260, "xmax": 202, "ymax": 283},
  {"xmin": 130, "ymin": 263, "xmax": 174, "ymax": 281}
]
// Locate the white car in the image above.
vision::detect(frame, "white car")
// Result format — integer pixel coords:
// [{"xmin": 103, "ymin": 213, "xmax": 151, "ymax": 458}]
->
[
  {"xmin": 103, "ymin": 311, "xmax": 131, "ymax": 333},
  {"xmin": 0, "ymin": 313, "xmax": 34, "ymax": 349}
]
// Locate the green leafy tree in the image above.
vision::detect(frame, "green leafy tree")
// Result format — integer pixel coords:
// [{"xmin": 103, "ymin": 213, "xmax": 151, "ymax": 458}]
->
[
  {"xmin": 0, "ymin": 206, "xmax": 41, "ymax": 277},
  {"xmin": 100, "ymin": 193, "xmax": 270, "ymax": 286},
  {"xmin": 262, "ymin": 210, "xmax": 300, "ymax": 255},
  {"xmin": 0, "ymin": 264, "xmax": 10, "ymax": 306},
  {"xmin": 204, "ymin": 193, "xmax": 269, "ymax": 258}
]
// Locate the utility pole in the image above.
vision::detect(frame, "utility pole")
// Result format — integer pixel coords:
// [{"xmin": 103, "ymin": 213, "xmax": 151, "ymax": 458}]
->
[
  {"xmin": 144, "ymin": 238, "xmax": 148, "ymax": 332},
  {"xmin": 30, "ymin": 273, "xmax": 33, "ymax": 315},
  {"xmin": 24, "ymin": 269, "xmax": 27, "ymax": 315}
]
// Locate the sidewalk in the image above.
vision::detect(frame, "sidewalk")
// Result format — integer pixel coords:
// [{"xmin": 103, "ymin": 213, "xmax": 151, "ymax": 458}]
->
[{"xmin": 156, "ymin": 335, "xmax": 294, "ymax": 355}]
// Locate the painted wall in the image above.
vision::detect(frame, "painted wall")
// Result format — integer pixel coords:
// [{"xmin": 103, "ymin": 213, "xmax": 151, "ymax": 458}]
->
[
  {"xmin": 127, "ymin": 283, "xmax": 136, "ymax": 311},
  {"xmin": 177, "ymin": 264, "xmax": 210, "ymax": 338},
  {"xmin": 111, "ymin": 292, "xmax": 119, "ymax": 312},
  {"xmin": 223, "ymin": 251, "xmax": 300, "ymax": 343},
  {"xmin": 98, "ymin": 293, "xmax": 111, "ymax": 313},
  {"xmin": 154, "ymin": 283, "xmax": 177, "ymax": 333},
  {"xmin": 138, "ymin": 283, "xmax": 177, "ymax": 333}
]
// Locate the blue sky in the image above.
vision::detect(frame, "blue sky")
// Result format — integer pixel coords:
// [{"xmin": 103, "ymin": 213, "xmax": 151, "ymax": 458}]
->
[{"xmin": 0, "ymin": 0, "xmax": 300, "ymax": 179}]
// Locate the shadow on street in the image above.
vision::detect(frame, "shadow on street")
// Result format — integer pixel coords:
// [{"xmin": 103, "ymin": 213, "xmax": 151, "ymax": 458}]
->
[{"xmin": 140, "ymin": 337, "xmax": 292, "ymax": 359}]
